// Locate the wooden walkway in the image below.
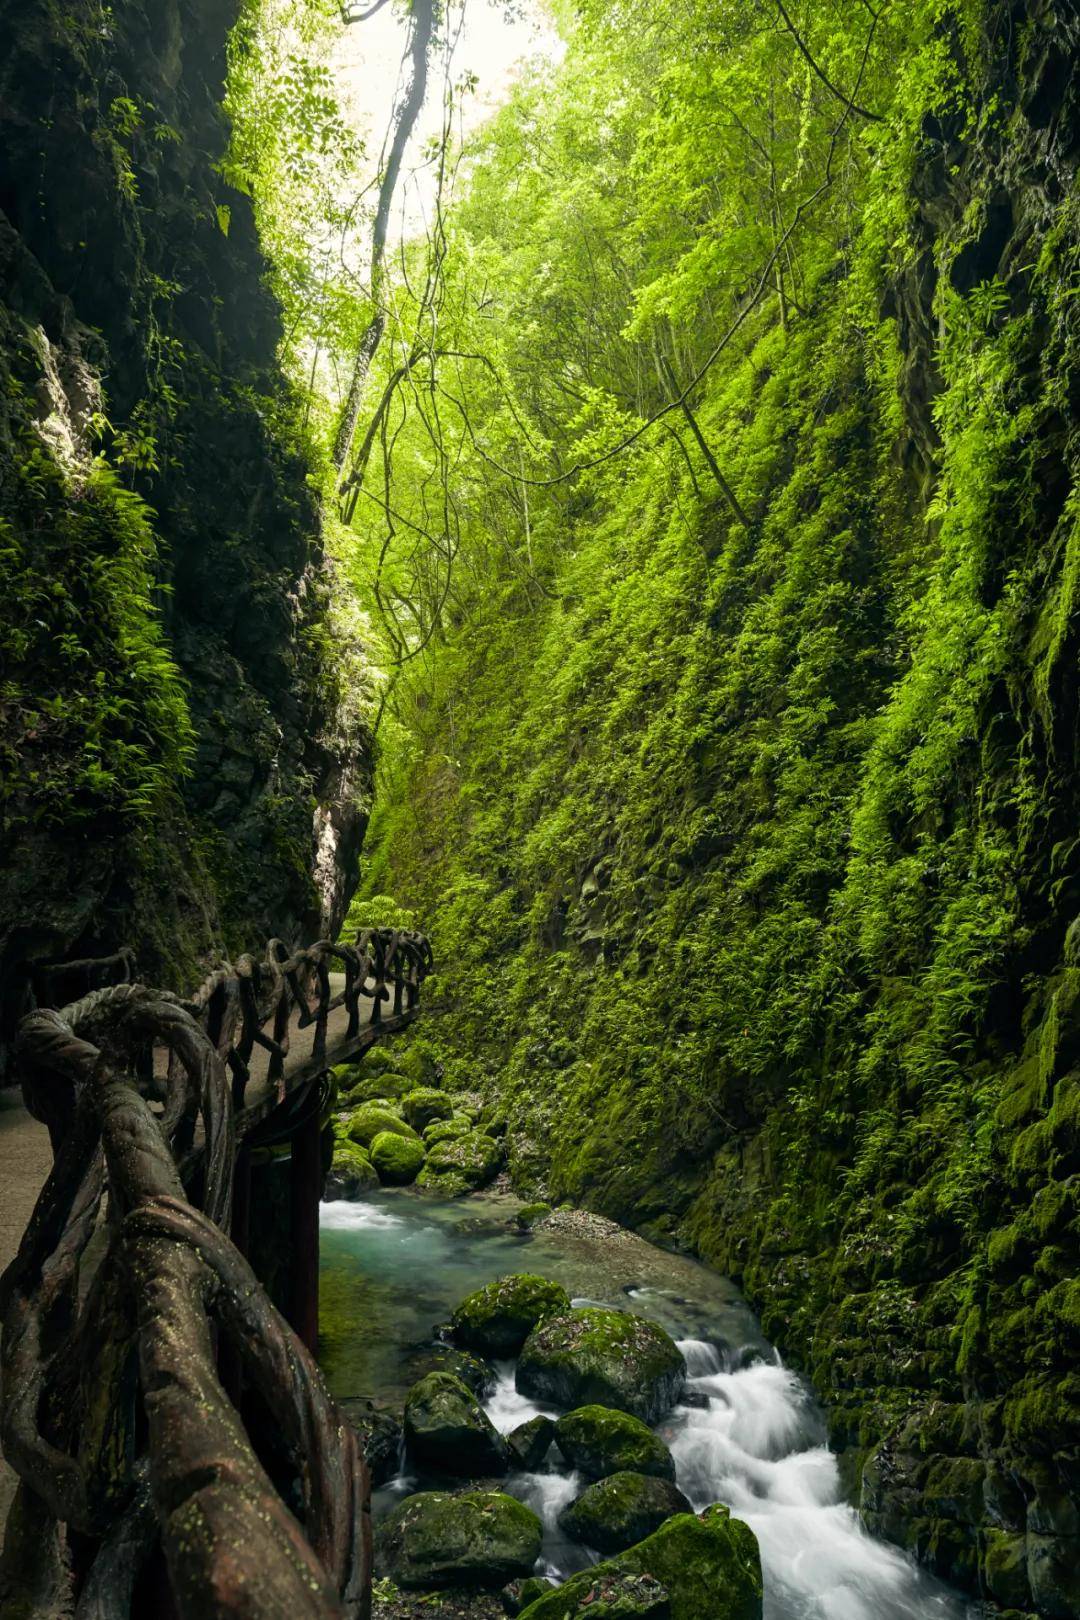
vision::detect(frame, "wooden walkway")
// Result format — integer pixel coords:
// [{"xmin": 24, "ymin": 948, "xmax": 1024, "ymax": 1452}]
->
[
  {"xmin": 0, "ymin": 928, "xmax": 431, "ymax": 1614},
  {"xmin": 0, "ymin": 974, "xmax": 402, "ymax": 1535}
]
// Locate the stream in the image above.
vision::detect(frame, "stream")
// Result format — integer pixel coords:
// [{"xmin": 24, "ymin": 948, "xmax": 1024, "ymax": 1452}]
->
[{"xmin": 319, "ymin": 1191, "xmax": 981, "ymax": 1620}]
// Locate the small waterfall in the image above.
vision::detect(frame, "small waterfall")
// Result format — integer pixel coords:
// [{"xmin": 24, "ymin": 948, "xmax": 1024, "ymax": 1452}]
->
[
  {"xmin": 665, "ymin": 1352, "xmax": 973, "ymax": 1620},
  {"xmin": 322, "ymin": 1193, "xmax": 978, "ymax": 1619},
  {"xmin": 675, "ymin": 1336, "xmax": 724, "ymax": 1377},
  {"xmin": 481, "ymin": 1347, "xmax": 976, "ymax": 1619}
]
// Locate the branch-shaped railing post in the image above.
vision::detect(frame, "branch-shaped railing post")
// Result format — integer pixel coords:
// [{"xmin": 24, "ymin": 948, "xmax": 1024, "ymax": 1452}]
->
[{"xmin": 1, "ymin": 925, "xmax": 432, "ymax": 1620}]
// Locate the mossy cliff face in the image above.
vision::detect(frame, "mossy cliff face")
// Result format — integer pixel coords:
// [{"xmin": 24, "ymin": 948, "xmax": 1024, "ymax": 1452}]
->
[
  {"xmin": 0, "ymin": 0, "xmax": 371, "ymax": 1067},
  {"xmin": 363, "ymin": 2, "xmax": 1080, "ymax": 1611}
]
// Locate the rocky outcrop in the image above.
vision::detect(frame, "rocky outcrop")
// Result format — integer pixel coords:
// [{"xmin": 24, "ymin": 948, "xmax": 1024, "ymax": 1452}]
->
[{"xmin": 0, "ymin": 0, "xmax": 373, "ymax": 1073}]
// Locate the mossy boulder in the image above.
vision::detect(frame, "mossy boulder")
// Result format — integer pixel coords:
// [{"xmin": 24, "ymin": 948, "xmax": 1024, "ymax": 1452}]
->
[
  {"xmin": 403, "ymin": 1086, "xmax": 456, "ymax": 1131},
  {"xmin": 425, "ymin": 1114, "xmax": 475, "ymax": 1147},
  {"xmin": 324, "ymin": 1140, "xmax": 380, "ymax": 1200},
  {"xmin": 515, "ymin": 1202, "xmax": 552, "ymax": 1230},
  {"xmin": 418, "ymin": 1167, "xmax": 473, "ymax": 1199},
  {"xmin": 397, "ymin": 1042, "xmax": 440, "ymax": 1085},
  {"xmin": 518, "ymin": 1505, "xmax": 762, "ymax": 1620},
  {"xmin": 363, "ymin": 1045, "xmax": 403, "ymax": 1074},
  {"xmin": 370, "ymin": 1130, "xmax": 426, "ymax": 1185},
  {"xmin": 418, "ymin": 1131, "xmax": 505, "ymax": 1194},
  {"xmin": 346, "ymin": 1101, "xmax": 419, "ymax": 1148},
  {"xmin": 376, "ymin": 1490, "xmax": 543, "ymax": 1588},
  {"xmin": 342, "ymin": 1072, "xmax": 413, "ymax": 1105},
  {"xmin": 451, "ymin": 1274, "xmax": 573, "ymax": 1358},
  {"xmin": 403, "ymin": 1371, "xmax": 509, "ymax": 1476},
  {"xmin": 554, "ymin": 1406, "xmax": 676, "ymax": 1482},
  {"xmin": 559, "ymin": 1472, "xmax": 692, "ymax": 1553},
  {"xmin": 517, "ymin": 1310, "xmax": 685, "ymax": 1424},
  {"xmin": 507, "ymin": 1415, "xmax": 556, "ymax": 1471}
]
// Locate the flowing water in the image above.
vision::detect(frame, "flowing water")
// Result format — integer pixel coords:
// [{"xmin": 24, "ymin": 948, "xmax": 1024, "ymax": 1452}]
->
[{"xmin": 319, "ymin": 1191, "xmax": 982, "ymax": 1620}]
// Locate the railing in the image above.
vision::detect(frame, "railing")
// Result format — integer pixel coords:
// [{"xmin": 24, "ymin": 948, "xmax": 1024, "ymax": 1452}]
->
[{"xmin": 0, "ymin": 928, "xmax": 432, "ymax": 1620}]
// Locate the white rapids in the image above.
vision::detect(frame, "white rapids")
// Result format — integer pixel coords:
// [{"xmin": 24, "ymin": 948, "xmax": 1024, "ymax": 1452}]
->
[{"xmin": 479, "ymin": 1341, "xmax": 978, "ymax": 1620}]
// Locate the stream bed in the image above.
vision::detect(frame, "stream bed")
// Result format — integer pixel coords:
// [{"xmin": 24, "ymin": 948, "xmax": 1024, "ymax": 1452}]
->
[{"xmin": 319, "ymin": 1190, "xmax": 982, "ymax": 1620}]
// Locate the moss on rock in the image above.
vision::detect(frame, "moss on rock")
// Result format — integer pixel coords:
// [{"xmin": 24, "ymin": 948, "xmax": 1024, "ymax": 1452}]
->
[
  {"xmin": 370, "ymin": 1130, "xmax": 426, "ymax": 1185},
  {"xmin": 451, "ymin": 1274, "xmax": 572, "ymax": 1357},
  {"xmin": 425, "ymin": 1115, "xmax": 475, "ymax": 1147},
  {"xmin": 375, "ymin": 1490, "xmax": 543, "ymax": 1589},
  {"xmin": 342, "ymin": 1072, "xmax": 414, "ymax": 1106},
  {"xmin": 403, "ymin": 1087, "xmax": 456, "ymax": 1131},
  {"xmin": 325, "ymin": 1140, "xmax": 380, "ymax": 1199},
  {"xmin": 517, "ymin": 1310, "xmax": 685, "ymax": 1424},
  {"xmin": 507, "ymin": 1415, "xmax": 556, "ymax": 1471},
  {"xmin": 558, "ymin": 1472, "xmax": 692, "ymax": 1553},
  {"xmin": 518, "ymin": 1505, "xmax": 762, "ymax": 1620},
  {"xmin": 553, "ymin": 1406, "xmax": 675, "ymax": 1482},
  {"xmin": 418, "ymin": 1131, "xmax": 505, "ymax": 1194},
  {"xmin": 403, "ymin": 1371, "xmax": 509, "ymax": 1476},
  {"xmin": 346, "ymin": 1102, "xmax": 419, "ymax": 1149}
]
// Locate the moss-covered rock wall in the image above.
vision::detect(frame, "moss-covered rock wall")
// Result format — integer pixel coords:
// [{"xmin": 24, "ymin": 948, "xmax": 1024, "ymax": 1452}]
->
[
  {"xmin": 361, "ymin": 2, "xmax": 1080, "ymax": 1611},
  {"xmin": 0, "ymin": 0, "xmax": 372, "ymax": 1070}
]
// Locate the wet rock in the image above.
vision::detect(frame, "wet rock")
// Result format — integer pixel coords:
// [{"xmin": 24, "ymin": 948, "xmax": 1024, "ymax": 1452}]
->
[
  {"xmin": 341, "ymin": 1072, "xmax": 413, "ymax": 1105},
  {"xmin": 451, "ymin": 1274, "xmax": 572, "ymax": 1357},
  {"xmin": 553, "ymin": 1406, "xmax": 676, "ymax": 1482},
  {"xmin": 558, "ymin": 1472, "xmax": 692, "ymax": 1553},
  {"xmin": 515, "ymin": 1202, "xmax": 552, "ymax": 1230},
  {"xmin": 403, "ymin": 1087, "xmax": 457, "ymax": 1131},
  {"xmin": 426, "ymin": 1347, "xmax": 498, "ymax": 1399},
  {"xmin": 338, "ymin": 1397, "xmax": 403, "ymax": 1486},
  {"xmin": 507, "ymin": 1415, "xmax": 556, "ymax": 1471},
  {"xmin": 425, "ymin": 1115, "xmax": 475, "ymax": 1147},
  {"xmin": 404, "ymin": 1371, "xmax": 510, "ymax": 1476},
  {"xmin": 521, "ymin": 1571, "xmax": 671, "ymax": 1618},
  {"xmin": 371, "ymin": 1130, "xmax": 426, "ymax": 1186},
  {"xmin": 515, "ymin": 1505, "xmax": 761, "ymax": 1620},
  {"xmin": 419, "ymin": 1131, "xmax": 505, "ymax": 1194},
  {"xmin": 679, "ymin": 1390, "xmax": 711, "ymax": 1410},
  {"xmin": 518, "ymin": 1310, "xmax": 685, "ymax": 1424},
  {"xmin": 325, "ymin": 1140, "xmax": 380, "ymax": 1199},
  {"xmin": 1027, "ymin": 1531, "xmax": 1080, "ymax": 1615},
  {"xmin": 502, "ymin": 1575, "xmax": 556, "ymax": 1615},
  {"xmin": 375, "ymin": 1490, "xmax": 543, "ymax": 1588},
  {"xmin": 346, "ymin": 1101, "xmax": 421, "ymax": 1148}
]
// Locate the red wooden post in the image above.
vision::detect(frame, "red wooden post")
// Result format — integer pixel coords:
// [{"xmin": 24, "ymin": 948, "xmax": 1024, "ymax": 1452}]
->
[{"xmin": 289, "ymin": 1092, "xmax": 322, "ymax": 1353}]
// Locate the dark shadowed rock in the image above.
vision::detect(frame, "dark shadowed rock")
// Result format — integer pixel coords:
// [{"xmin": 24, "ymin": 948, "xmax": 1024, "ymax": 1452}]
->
[
  {"xmin": 507, "ymin": 1415, "xmax": 556, "ymax": 1471},
  {"xmin": 404, "ymin": 1371, "xmax": 510, "ymax": 1476},
  {"xmin": 376, "ymin": 1490, "xmax": 543, "ymax": 1588}
]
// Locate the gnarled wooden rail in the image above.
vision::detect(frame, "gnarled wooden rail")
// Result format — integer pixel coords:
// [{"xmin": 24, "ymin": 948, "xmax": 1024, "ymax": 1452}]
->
[{"xmin": 0, "ymin": 928, "xmax": 432, "ymax": 1620}]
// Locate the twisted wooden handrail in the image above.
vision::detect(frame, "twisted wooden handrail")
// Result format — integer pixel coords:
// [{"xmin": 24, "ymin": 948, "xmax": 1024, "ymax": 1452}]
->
[{"xmin": 0, "ymin": 927, "xmax": 432, "ymax": 1620}]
